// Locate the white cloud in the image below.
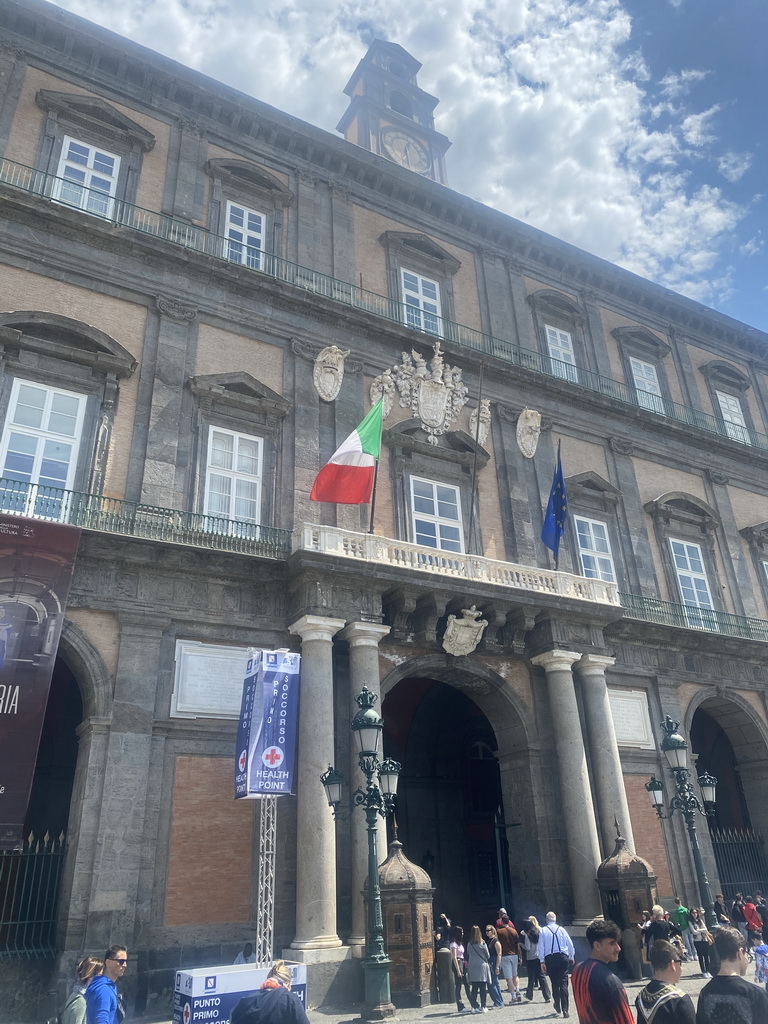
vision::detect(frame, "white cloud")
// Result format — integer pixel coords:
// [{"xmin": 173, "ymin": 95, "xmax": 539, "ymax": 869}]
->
[
  {"xmin": 51, "ymin": 0, "xmax": 748, "ymax": 310},
  {"xmin": 718, "ymin": 151, "xmax": 753, "ymax": 183}
]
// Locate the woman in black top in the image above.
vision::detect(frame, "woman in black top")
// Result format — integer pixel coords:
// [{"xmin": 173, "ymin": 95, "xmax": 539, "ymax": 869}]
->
[{"xmin": 646, "ymin": 905, "xmax": 672, "ymax": 951}]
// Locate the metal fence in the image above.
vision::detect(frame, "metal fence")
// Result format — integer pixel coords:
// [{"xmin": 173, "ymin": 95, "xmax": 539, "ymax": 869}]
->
[
  {"xmin": 709, "ymin": 828, "xmax": 768, "ymax": 902},
  {"xmin": 0, "ymin": 832, "xmax": 65, "ymax": 958},
  {"xmin": 618, "ymin": 592, "xmax": 768, "ymax": 643},
  {"xmin": 3, "ymin": 156, "xmax": 768, "ymax": 454}
]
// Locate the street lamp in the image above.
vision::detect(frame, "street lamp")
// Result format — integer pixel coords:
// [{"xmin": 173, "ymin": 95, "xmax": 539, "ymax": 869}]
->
[
  {"xmin": 320, "ymin": 687, "xmax": 401, "ymax": 1021},
  {"xmin": 645, "ymin": 715, "xmax": 718, "ymax": 929}
]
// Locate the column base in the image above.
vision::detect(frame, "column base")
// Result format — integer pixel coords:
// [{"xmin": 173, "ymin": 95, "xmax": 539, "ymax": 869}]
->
[{"xmin": 289, "ymin": 935, "xmax": 343, "ymax": 951}]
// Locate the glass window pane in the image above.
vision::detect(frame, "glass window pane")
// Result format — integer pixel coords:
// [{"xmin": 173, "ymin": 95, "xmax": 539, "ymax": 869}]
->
[
  {"xmin": 210, "ymin": 432, "xmax": 234, "ymax": 469},
  {"xmin": 13, "ymin": 385, "xmax": 46, "ymax": 428}
]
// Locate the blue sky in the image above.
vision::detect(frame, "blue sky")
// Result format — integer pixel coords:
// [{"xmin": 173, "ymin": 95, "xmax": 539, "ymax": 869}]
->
[{"xmin": 51, "ymin": 0, "xmax": 768, "ymax": 333}]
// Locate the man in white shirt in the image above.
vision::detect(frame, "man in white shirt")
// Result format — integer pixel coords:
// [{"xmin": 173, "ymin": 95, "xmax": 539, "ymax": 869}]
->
[
  {"xmin": 539, "ymin": 912, "xmax": 575, "ymax": 1019},
  {"xmin": 234, "ymin": 942, "xmax": 256, "ymax": 965}
]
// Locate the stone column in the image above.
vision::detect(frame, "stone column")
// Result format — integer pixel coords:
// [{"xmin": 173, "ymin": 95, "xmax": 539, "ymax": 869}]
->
[
  {"xmin": 339, "ymin": 621, "xmax": 392, "ymax": 948},
  {"xmin": 577, "ymin": 654, "xmax": 635, "ymax": 854},
  {"xmin": 289, "ymin": 614, "xmax": 346, "ymax": 949},
  {"xmin": 531, "ymin": 650, "xmax": 602, "ymax": 922}
]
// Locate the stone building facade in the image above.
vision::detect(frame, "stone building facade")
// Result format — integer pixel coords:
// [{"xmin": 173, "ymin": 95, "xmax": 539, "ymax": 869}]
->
[{"xmin": 0, "ymin": 0, "xmax": 767, "ymax": 1017}]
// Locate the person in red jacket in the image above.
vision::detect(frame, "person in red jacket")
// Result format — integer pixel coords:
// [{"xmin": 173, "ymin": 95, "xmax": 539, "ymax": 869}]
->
[
  {"xmin": 571, "ymin": 918, "xmax": 634, "ymax": 1024},
  {"xmin": 744, "ymin": 896, "xmax": 763, "ymax": 947}
]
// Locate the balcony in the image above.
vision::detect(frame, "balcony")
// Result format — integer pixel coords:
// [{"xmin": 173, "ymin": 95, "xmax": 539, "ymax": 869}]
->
[
  {"xmin": 0, "ymin": 479, "xmax": 291, "ymax": 559},
  {"xmin": 618, "ymin": 592, "xmax": 768, "ymax": 643},
  {"xmin": 2, "ymin": 158, "xmax": 767, "ymax": 454},
  {"xmin": 294, "ymin": 523, "xmax": 621, "ymax": 606}
]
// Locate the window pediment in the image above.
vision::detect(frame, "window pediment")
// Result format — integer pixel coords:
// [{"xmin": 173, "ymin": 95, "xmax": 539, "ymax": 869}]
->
[
  {"xmin": 379, "ymin": 232, "xmax": 461, "ymax": 275},
  {"xmin": 385, "ymin": 418, "xmax": 488, "ymax": 467},
  {"xmin": 204, "ymin": 159, "xmax": 293, "ymax": 207},
  {"xmin": 645, "ymin": 491, "xmax": 720, "ymax": 532},
  {"xmin": 567, "ymin": 472, "xmax": 621, "ymax": 508},
  {"xmin": 612, "ymin": 325, "xmax": 671, "ymax": 360},
  {"xmin": 0, "ymin": 312, "xmax": 136, "ymax": 377},
  {"xmin": 527, "ymin": 288, "xmax": 585, "ymax": 325},
  {"xmin": 36, "ymin": 91, "xmax": 155, "ymax": 151},
  {"xmin": 700, "ymin": 360, "xmax": 751, "ymax": 393},
  {"xmin": 189, "ymin": 372, "xmax": 290, "ymax": 418}
]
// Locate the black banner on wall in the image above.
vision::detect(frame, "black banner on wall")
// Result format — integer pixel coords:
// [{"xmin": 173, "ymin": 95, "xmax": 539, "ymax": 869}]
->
[{"xmin": 0, "ymin": 515, "xmax": 81, "ymax": 850}]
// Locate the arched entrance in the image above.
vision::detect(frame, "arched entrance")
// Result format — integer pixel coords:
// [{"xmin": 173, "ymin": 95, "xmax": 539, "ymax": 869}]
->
[
  {"xmin": 381, "ymin": 659, "xmax": 535, "ymax": 930},
  {"xmin": 690, "ymin": 695, "xmax": 768, "ymax": 899}
]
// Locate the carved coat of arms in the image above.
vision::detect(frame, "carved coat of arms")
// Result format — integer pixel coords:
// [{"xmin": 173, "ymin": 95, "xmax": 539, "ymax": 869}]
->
[
  {"xmin": 442, "ymin": 605, "xmax": 488, "ymax": 657},
  {"xmin": 313, "ymin": 344, "xmax": 350, "ymax": 402},
  {"xmin": 516, "ymin": 407, "xmax": 542, "ymax": 459},
  {"xmin": 392, "ymin": 340, "xmax": 468, "ymax": 444},
  {"xmin": 370, "ymin": 368, "xmax": 396, "ymax": 419},
  {"xmin": 469, "ymin": 399, "xmax": 491, "ymax": 447}
]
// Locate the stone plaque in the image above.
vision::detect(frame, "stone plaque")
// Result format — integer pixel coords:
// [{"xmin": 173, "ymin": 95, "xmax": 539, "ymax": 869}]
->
[
  {"xmin": 171, "ymin": 640, "xmax": 252, "ymax": 719},
  {"xmin": 608, "ymin": 688, "xmax": 655, "ymax": 749}
]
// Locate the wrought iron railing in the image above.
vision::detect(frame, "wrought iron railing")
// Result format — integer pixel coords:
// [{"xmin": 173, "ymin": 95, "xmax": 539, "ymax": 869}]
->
[
  {"xmin": 618, "ymin": 592, "xmax": 768, "ymax": 642},
  {"xmin": 709, "ymin": 828, "xmax": 768, "ymax": 902},
  {"xmin": 2, "ymin": 157, "xmax": 767, "ymax": 453},
  {"xmin": 0, "ymin": 479, "xmax": 291, "ymax": 559},
  {"xmin": 0, "ymin": 832, "xmax": 65, "ymax": 958}
]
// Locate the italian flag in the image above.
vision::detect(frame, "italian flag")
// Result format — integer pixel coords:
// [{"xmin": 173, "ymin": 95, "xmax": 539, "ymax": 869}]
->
[{"xmin": 310, "ymin": 399, "xmax": 384, "ymax": 504}]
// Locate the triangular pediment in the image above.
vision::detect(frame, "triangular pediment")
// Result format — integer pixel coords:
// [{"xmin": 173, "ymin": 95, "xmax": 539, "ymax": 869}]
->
[
  {"xmin": 36, "ymin": 91, "xmax": 155, "ymax": 151},
  {"xmin": 204, "ymin": 159, "xmax": 293, "ymax": 206},
  {"xmin": 189, "ymin": 372, "xmax": 290, "ymax": 416},
  {"xmin": 379, "ymin": 232, "xmax": 461, "ymax": 274}
]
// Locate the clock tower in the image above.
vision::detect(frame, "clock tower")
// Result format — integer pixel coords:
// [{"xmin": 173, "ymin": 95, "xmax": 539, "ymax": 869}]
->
[{"xmin": 337, "ymin": 40, "xmax": 450, "ymax": 184}]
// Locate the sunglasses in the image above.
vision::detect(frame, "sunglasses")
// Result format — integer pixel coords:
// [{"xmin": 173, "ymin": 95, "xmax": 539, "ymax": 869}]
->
[{"xmin": 108, "ymin": 958, "xmax": 128, "ymax": 965}]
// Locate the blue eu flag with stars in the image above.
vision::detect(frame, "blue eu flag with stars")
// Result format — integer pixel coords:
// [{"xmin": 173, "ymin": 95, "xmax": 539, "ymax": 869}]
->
[{"xmin": 541, "ymin": 441, "xmax": 567, "ymax": 568}]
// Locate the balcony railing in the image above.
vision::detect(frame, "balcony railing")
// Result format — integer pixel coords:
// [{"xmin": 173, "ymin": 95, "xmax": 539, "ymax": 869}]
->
[
  {"xmin": 0, "ymin": 479, "xmax": 291, "ymax": 559},
  {"xmin": 618, "ymin": 592, "xmax": 768, "ymax": 643},
  {"xmin": 2, "ymin": 157, "xmax": 767, "ymax": 453},
  {"xmin": 294, "ymin": 523, "xmax": 621, "ymax": 605}
]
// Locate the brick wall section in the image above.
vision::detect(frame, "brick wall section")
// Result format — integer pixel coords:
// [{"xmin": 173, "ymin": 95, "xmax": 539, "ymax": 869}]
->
[
  {"xmin": 624, "ymin": 773, "xmax": 674, "ymax": 903},
  {"xmin": 164, "ymin": 756, "xmax": 254, "ymax": 926}
]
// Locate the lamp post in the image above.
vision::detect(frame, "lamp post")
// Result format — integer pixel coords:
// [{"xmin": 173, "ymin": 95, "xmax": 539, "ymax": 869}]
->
[
  {"xmin": 321, "ymin": 687, "xmax": 401, "ymax": 1021},
  {"xmin": 645, "ymin": 715, "xmax": 718, "ymax": 930}
]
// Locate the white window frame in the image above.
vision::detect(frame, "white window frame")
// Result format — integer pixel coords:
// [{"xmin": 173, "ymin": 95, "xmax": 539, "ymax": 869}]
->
[
  {"xmin": 0, "ymin": 379, "xmax": 86, "ymax": 519},
  {"xmin": 630, "ymin": 357, "xmax": 664, "ymax": 414},
  {"xmin": 545, "ymin": 325, "xmax": 577, "ymax": 382},
  {"xmin": 669, "ymin": 537, "xmax": 717, "ymax": 630},
  {"xmin": 715, "ymin": 390, "xmax": 751, "ymax": 445},
  {"xmin": 574, "ymin": 515, "xmax": 617, "ymax": 582},
  {"xmin": 401, "ymin": 269, "xmax": 442, "ymax": 336},
  {"xmin": 203, "ymin": 427, "xmax": 264, "ymax": 533},
  {"xmin": 54, "ymin": 135, "xmax": 120, "ymax": 218},
  {"xmin": 409, "ymin": 475, "xmax": 464, "ymax": 553},
  {"xmin": 224, "ymin": 201, "xmax": 265, "ymax": 270}
]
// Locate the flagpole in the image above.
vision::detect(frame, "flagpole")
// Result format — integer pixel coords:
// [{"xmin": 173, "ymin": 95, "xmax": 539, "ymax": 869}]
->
[
  {"xmin": 368, "ymin": 458, "xmax": 380, "ymax": 534},
  {"xmin": 466, "ymin": 361, "xmax": 485, "ymax": 555},
  {"xmin": 554, "ymin": 440, "xmax": 561, "ymax": 571}
]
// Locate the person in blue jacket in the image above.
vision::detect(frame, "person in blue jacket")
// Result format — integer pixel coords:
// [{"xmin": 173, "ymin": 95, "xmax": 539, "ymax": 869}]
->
[{"xmin": 85, "ymin": 945, "xmax": 128, "ymax": 1024}]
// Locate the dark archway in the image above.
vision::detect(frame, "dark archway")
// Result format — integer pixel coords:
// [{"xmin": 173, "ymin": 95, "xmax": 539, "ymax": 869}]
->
[{"xmin": 383, "ymin": 678, "xmax": 513, "ymax": 931}]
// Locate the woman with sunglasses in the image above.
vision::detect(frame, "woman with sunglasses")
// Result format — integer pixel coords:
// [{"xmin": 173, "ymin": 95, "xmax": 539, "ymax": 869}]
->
[{"xmin": 688, "ymin": 906, "xmax": 712, "ymax": 978}]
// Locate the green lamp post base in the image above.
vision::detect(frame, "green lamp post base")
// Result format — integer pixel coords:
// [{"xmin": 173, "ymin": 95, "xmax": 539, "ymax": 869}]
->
[{"xmin": 362, "ymin": 958, "xmax": 396, "ymax": 1021}]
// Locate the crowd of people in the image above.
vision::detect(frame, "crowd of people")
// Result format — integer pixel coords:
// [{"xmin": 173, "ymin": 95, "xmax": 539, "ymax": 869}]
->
[{"xmin": 435, "ymin": 894, "xmax": 768, "ymax": 1024}]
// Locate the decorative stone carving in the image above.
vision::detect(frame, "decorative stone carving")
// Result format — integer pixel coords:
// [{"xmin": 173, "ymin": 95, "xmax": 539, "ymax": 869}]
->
[
  {"xmin": 313, "ymin": 344, "xmax": 350, "ymax": 402},
  {"xmin": 469, "ymin": 399, "xmax": 491, "ymax": 447},
  {"xmin": 392, "ymin": 340, "xmax": 468, "ymax": 444},
  {"xmin": 155, "ymin": 295, "xmax": 196, "ymax": 322},
  {"xmin": 708, "ymin": 470, "xmax": 729, "ymax": 485},
  {"xmin": 609, "ymin": 436, "xmax": 634, "ymax": 455},
  {"xmin": 370, "ymin": 368, "xmax": 396, "ymax": 418},
  {"xmin": 516, "ymin": 408, "xmax": 541, "ymax": 459},
  {"xmin": 442, "ymin": 605, "xmax": 488, "ymax": 657}
]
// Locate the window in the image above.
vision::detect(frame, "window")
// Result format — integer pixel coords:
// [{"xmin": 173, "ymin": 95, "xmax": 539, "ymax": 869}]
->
[
  {"xmin": 669, "ymin": 538, "xmax": 716, "ymax": 629},
  {"xmin": 630, "ymin": 357, "xmax": 664, "ymax": 414},
  {"xmin": 224, "ymin": 201, "xmax": 265, "ymax": 270},
  {"xmin": 574, "ymin": 516, "xmax": 616, "ymax": 582},
  {"xmin": 0, "ymin": 380, "xmax": 86, "ymax": 518},
  {"xmin": 715, "ymin": 391, "xmax": 750, "ymax": 445},
  {"xmin": 410, "ymin": 476, "xmax": 463, "ymax": 552},
  {"xmin": 203, "ymin": 428, "xmax": 263, "ymax": 531},
  {"xmin": 545, "ymin": 325, "xmax": 577, "ymax": 382},
  {"xmin": 401, "ymin": 270, "xmax": 442, "ymax": 336},
  {"xmin": 54, "ymin": 136, "xmax": 120, "ymax": 218}
]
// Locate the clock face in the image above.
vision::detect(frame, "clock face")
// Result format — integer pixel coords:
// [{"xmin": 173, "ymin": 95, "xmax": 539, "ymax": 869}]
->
[{"xmin": 381, "ymin": 129, "xmax": 431, "ymax": 173}]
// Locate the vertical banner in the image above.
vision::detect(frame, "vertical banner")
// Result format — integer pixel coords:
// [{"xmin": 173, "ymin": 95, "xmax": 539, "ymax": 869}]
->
[
  {"xmin": 234, "ymin": 649, "xmax": 300, "ymax": 798},
  {"xmin": 0, "ymin": 515, "xmax": 81, "ymax": 850}
]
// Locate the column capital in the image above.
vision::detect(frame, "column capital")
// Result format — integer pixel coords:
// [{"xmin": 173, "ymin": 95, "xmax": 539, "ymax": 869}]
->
[
  {"xmin": 578, "ymin": 653, "xmax": 616, "ymax": 677},
  {"xmin": 530, "ymin": 649, "xmax": 582, "ymax": 671},
  {"xmin": 288, "ymin": 614, "xmax": 346, "ymax": 643},
  {"xmin": 338, "ymin": 621, "xmax": 391, "ymax": 647}
]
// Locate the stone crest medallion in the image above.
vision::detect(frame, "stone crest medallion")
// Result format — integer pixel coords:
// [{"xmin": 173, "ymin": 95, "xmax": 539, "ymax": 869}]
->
[
  {"xmin": 313, "ymin": 344, "xmax": 350, "ymax": 402},
  {"xmin": 442, "ymin": 605, "xmax": 488, "ymax": 656}
]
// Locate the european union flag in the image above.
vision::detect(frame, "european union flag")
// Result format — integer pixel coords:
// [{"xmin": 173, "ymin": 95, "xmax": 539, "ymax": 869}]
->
[{"xmin": 541, "ymin": 442, "xmax": 568, "ymax": 568}]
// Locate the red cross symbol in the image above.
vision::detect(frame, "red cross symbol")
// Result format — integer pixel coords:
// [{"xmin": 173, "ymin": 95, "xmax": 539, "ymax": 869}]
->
[
  {"xmin": 183, "ymin": 1004, "xmax": 190, "ymax": 1024},
  {"xmin": 238, "ymin": 750, "xmax": 247, "ymax": 772},
  {"xmin": 262, "ymin": 747, "xmax": 283, "ymax": 767}
]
